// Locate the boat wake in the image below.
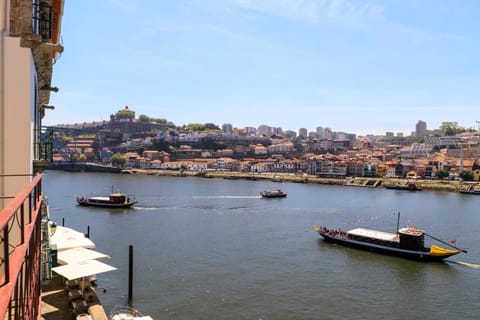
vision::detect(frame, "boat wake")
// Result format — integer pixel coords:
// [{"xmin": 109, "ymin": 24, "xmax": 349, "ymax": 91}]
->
[
  {"xmin": 447, "ymin": 260, "xmax": 480, "ymax": 270},
  {"xmin": 192, "ymin": 195, "xmax": 261, "ymax": 199},
  {"xmin": 132, "ymin": 206, "xmax": 162, "ymax": 210}
]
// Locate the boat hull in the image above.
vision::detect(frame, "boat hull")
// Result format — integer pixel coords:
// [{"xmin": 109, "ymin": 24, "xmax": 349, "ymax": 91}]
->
[
  {"xmin": 384, "ymin": 184, "xmax": 422, "ymax": 191},
  {"xmin": 318, "ymin": 232, "xmax": 457, "ymax": 262},
  {"xmin": 77, "ymin": 200, "xmax": 137, "ymax": 208},
  {"xmin": 459, "ymin": 190, "xmax": 480, "ymax": 195},
  {"xmin": 260, "ymin": 189, "xmax": 287, "ymax": 198},
  {"xmin": 261, "ymin": 193, "xmax": 287, "ymax": 198}
]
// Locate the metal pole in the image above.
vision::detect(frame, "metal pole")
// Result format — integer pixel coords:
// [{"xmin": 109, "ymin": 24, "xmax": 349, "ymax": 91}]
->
[
  {"xmin": 128, "ymin": 245, "xmax": 133, "ymax": 307},
  {"xmin": 424, "ymin": 233, "xmax": 468, "ymax": 253},
  {"xmin": 396, "ymin": 211, "xmax": 400, "ymax": 234}
]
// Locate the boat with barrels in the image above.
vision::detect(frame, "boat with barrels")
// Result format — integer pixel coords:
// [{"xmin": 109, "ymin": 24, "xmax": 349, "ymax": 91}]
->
[
  {"xmin": 313, "ymin": 213, "xmax": 465, "ymax": 262},
  {"xmin": 76, "ymin": 193, "xmax": 137, "ymax": 208}
]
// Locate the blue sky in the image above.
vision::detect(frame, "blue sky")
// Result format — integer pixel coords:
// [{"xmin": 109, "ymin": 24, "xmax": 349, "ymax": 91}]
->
[{"xmin": 47, "ymin": 0, "xmax": 480, "ymax": 136}]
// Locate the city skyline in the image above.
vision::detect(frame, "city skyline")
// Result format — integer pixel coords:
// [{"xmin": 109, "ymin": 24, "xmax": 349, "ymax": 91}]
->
[{"xmin": 47, "ymin": 0, "xmax": 480, "ymax": 136}]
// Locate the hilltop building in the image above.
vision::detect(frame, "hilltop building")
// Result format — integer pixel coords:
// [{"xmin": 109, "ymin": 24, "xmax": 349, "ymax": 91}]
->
[
  {"xmin": 222, "ymin": 123, "xmax": 233, "ymax": 134},
  {"xmin": 416, "ymin": 120, "xmax": 427, "ymax": 139},
  {"xmin": 298, "ymin": 128, "xmax": 308, "ymax": 138}
]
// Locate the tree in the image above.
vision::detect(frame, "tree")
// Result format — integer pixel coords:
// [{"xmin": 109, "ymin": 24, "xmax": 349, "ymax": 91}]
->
[
  {"xmin": 435, "ymin": 169, "xmax": 450, "ymax": 179},
  {"xmin": 440, "ymin": 122, "xmax": 456, "ymax": 136},
  {"xmin": 111, "ymin": 152, "xmax": 126, "ymax": 167},
  {"xmin": 184, "ymin": 123, "xmax": 221, "ymax": 132},
  {"xmin": 71, "ymin": 153, "xmax": 87, "ymax": 162},
  {"xmin": 459, "ymin": 170, "xmax": 474, "ymax": 181},
  {"xmin": 439, "ymin": 121, "xmax": 467, "ymax": 136},
  {"xmin": 138, "ymin": 114, "xmax": 151, "ymax": 122},
  {"xmin": 153, "ymin": 139, "xmax": 170, "ymax": 152}
]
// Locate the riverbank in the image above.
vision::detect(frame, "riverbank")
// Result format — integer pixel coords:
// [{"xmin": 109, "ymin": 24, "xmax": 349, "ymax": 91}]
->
[{"xmin": 119, "ymin": 169, "xmax": 467, "ymax": 193}]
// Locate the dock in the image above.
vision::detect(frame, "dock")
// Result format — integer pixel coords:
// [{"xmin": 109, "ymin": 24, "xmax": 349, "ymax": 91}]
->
[{"xmin": 345, "ymin": 178, "xmax": 382, "ymax": 188}]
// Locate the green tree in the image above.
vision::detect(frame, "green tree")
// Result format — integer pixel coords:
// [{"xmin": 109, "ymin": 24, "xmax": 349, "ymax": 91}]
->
[
  {"xmin": 459, "ymin": 170, "xmax": 474, "ymax": 181},
  {"xmin": 111, "ymin": 152, "xmax": 126, "ymax": 167},
  {"xmin": 153, "ymin": 139, "xmax": 170, "ymax": 152},
  {"xmin": 435, "ymin": 169, "xmax": 450, "ymax": 179},
  {"xmin": 440, "ymin": 122, "xmax": 458, "ymax": 136},
  {"xmin": 439, "ymin": 121, "xmax": 467, "ymax": 136},
  {"xmin": 184, "ymin": 123, "xmax": 221, "ymax": 132},
  {"xmin": 138, "ymin": 114, "xmax": 151, "ymax": 122},
  {"xmin": 71, "ymin": 153, "xmax": 87, "ymax": 162},
  {"xmin": 154, "ymin": 118, "xmax": 168, "ymax": 124},
  {"xmin": 199, "ymin": 137, "xmax": 225, "ymax": 150}
]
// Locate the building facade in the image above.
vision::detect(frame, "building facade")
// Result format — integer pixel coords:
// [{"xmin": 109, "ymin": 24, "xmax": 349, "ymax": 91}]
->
[
  {"xmin": 416, "ymin": 120, "xmax": 427, "ymax": 139},
  {"xmin": 1, "ymin": 0, "xmax": 64, "ymax": 318}
]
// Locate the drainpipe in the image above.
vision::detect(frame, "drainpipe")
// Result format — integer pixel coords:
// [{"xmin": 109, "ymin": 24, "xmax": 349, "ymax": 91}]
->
[{"xmin": 0, "ymin": 0, "xmax": 8, "ymax": 201}]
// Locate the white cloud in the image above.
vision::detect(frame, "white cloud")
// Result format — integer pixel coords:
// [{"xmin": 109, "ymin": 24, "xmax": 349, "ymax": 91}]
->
[{"xmin": 226, "ymin": 0, "xmax": 385, "ymax": 26}]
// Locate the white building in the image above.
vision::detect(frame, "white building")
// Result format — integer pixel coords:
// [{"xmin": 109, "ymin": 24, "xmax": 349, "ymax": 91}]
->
[{"xmin": 298, "ymin": 128, "xmax": 308, "ymax": 138}]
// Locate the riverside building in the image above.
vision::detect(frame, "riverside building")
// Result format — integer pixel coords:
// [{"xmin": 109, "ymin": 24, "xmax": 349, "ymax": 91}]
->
[{"xmin": 0, "ymin": 0, "xmax": 64, "ymax": 318}]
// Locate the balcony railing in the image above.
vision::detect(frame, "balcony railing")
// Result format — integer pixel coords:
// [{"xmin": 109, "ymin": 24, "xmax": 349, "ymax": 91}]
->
[
  {"xmin": 32, "ymin": 2, "xmax": 52, "ymax": 40},
  {"xmin": 37, "ymin": 127, "xmax": 54, "ymax": 163},
  {"xmin": 0, "ymin": 175, "xmax": 44, "ymax": 319}
]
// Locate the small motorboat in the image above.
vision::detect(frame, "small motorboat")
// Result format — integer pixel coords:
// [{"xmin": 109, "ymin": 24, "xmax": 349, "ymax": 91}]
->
[{"xmin": 260, "ymin": 189, "xmax": 287, "ymax": 198}]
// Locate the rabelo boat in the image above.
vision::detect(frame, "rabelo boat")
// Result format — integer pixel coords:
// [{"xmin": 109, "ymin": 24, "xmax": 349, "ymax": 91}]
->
[
  {"xmin": 313, "ymin": 214, "xmax": 465, "ymax": 262},
  {"xmin": 76, "ymin": 193, "xmax": 137, "ymax": 208}
]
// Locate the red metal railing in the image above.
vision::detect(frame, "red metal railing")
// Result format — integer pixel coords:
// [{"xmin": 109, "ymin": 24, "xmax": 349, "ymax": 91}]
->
[{"xmin": 0, "ymin": 174, "xmax": 43, "ymax": 319}]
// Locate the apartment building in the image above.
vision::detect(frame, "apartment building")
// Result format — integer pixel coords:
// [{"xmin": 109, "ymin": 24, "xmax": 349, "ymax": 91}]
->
[{"xmin": 1, "ymin": 1, "xmax": 64, "ymax": 318}]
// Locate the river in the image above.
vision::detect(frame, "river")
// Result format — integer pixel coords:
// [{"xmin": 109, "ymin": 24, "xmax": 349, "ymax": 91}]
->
[{"xmin": 43, "ymin": 171, "xmax": 480, "ymax": 320}]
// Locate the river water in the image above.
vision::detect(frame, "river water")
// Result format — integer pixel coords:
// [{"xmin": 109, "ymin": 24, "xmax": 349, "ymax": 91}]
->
[{"xmin": 43, "ymin": 171, "xmax": 480, "ymax": 320}]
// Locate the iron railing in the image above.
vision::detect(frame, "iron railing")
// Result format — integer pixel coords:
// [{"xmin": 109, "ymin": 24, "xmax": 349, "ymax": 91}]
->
[
  {"xmin": 0, "ymin": 175, "xmax": 44, "ymax": 319},
  {"xmin": 32, "ymin": 1, "xmax": 52, "ymax": 40},
  {"xmin": 36, "ymin": 127, "xmax": 54, "ymax": 163}
]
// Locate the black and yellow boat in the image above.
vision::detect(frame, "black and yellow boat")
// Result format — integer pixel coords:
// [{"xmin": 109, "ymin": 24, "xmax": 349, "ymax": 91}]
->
[
  {"xmin": 76, "ymin": 193, "xmax": 137, "ymax": 208},
  {"xmin": 313, "ymin": 215, "xmax": 465, "ymax": 262}
]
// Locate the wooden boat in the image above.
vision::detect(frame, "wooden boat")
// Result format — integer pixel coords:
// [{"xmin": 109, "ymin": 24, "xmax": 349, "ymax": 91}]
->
[
  {"xmin": 260, "ymin": 189, "xmax": 287, "ymax": 198},
  {"xmin": 76, "ymin": 193, "xmax": 137, "ymax": 208},
  {"xmin": 459, "ymin": 189, "xmax": 480, "ymax": 195},
  {"xmin": 313, "ymin": 215, "xmax": 465, "ymax": 262},
  {"xmin": 384, "ymin": 182, "xmax": 423, "ymax": 191},
  {"xmin": 458, "ymin": 184, "xmax": 480, "ymax": 195}
]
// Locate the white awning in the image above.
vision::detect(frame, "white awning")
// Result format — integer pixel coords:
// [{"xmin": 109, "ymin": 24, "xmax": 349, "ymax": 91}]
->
[
  {"xmin": 52, "ymin": 259, "xmax": 117, "ymax": 280},
  {"xmin": 50, "ymin": 226, "xmax": 95, "ymax": 251},
  {"xmin": 57, "ymin": 247, "xmax": 110, "ymax": 265}
]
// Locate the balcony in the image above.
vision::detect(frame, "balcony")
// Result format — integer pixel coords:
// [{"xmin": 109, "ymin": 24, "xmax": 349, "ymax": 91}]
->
[
  {"xmin": 32, "ymin": 2, "xmax": 52, "ymax": 41},
  {"xmin": 0, "ymin": 175, "xmax": 44, "ymax": 319},
  {"xmin": 33, "ymin": 127, "xmax": 53, "ymax": 172}
]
